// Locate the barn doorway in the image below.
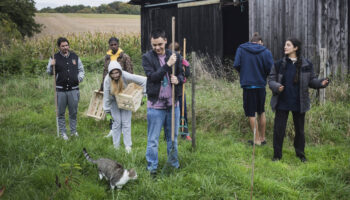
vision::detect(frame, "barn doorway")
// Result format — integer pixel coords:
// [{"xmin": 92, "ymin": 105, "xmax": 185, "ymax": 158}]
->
[{"xmin": 222, "ymin": 2, "xmax": 249, "ymax": 60}]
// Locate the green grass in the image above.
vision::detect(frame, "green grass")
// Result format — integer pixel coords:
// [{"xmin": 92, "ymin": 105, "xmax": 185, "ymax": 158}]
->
[{"xmin": 0, "ymin": 72, "xmax": 349, "ymax": 199}]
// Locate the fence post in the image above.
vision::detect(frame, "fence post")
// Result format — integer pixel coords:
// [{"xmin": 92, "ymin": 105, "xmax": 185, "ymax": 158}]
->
[
  {"xmin": 191, "ymin": 52, "xmax": 196, "ymax": 150},
  {"xmin": 319, "ymin": 48, "xmax": 327, "ymax": 104}
]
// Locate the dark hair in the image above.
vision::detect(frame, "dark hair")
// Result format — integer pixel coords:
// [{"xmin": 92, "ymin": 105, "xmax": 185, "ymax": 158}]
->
[
  {"xmin": 150, "ymin": 29, "xmax": 166, "ymax": 40},
  {"xmin": 57, "ymin": 37, "xmax": 69, "ymax": 47},
  {"xmin": 108, "ymin": 37, "xmax": 119, "ymax": 44},
  {"xmin": 286, "ymin": 38, "xmax": 302, "ymax": 84},
  {"xmin": 168, "ymin": 42, "xmax": 180, "ymax": 51},
  {"xmin": 250, "ymin": 32, "xmax": 262, "ymax": 43}
]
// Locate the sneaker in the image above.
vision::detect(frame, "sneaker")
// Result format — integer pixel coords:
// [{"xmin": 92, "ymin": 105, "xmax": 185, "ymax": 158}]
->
[
  {"xmin": 299, "ymin": 156, "xmax": 307, "ymax": 163},
  {"xmin": 125, "ymin": 146, "xmax": 132, "ymax": 154},
  {"xmin": 71, "ymin": 132, "xmax": 79, "ymax": 137},
  {"xmin": 61, "ymin": 133, "xmax": 69, "ymax": 140},
  {"xmin": 185, "ymin": 135, "xmax": 192, "ymax": 141},
  {"xmin": 150, "ymin": 171, "xmax": 157, "ymax": 179},
  {"xmin": 104, "ymin": 131, "xmax": 112, "ymax": 138}
]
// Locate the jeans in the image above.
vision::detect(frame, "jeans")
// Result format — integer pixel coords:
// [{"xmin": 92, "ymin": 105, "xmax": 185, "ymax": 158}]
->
[{"xmin": 146, "ymin": 106, "xmax": 180, "ymax": 172}]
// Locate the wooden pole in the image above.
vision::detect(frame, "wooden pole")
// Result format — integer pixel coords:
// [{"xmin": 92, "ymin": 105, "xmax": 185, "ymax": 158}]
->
[
  {"xmin": 319, "ymin": 48, "xmax": 327, "ymax": 104},
  {"xmin": 181, "ymin": 38, "xmax": 187, "ymax": 133},
  {"xmin": 51, "ymin": 40, "xmax": 59, "ymax": 137},
  {"xmin": 250, "ymin": 112, "xmax": 257, "ymax": 200},
  {"xmin": 191, "ymin": 52, "xmax": 196, "ymax": 150},
  {"xmin": 171, "ymin": 16, "xmax": 175, "ymax": 143}
]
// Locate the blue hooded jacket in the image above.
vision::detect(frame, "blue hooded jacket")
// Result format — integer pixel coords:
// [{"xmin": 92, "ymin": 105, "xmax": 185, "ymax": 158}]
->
[{"xmin": 233, "ymin": 42, "xmax": 274, "ymax": 88}]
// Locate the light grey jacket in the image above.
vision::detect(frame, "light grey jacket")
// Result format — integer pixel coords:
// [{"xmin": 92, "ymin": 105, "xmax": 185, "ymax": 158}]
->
[
  {"xmin": 268, "ymin": 57, "xmax": 327, "ymax": 113},
  {"xmin": 103, "ymin": 61, "xmax": 146, "ymax": 113}
]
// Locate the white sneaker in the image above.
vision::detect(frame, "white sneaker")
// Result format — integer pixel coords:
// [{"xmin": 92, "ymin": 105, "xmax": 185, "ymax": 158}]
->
[
  {"xmin": 61, "ymin": 133, "xmax": 69, "ymax": 140},
  {"xmin": 71, "ymin": 132, "xmax": 79, "ymax": 137},
  {"xmin": 104, "ymin": 131, "xmax": 112, "ymax": 138},
  {"xmin": 125, "ymin": 146, "xmax": 132, "ymax": 154}
]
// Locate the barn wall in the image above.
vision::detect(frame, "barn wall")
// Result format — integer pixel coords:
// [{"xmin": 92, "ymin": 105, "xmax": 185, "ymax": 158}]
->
[
  {"xmin": 178, "ymin": 3, "xmax": 223, "ymax": 58},
  {"xmin": 140, "ymin": 3, "xmax": 223, "ymax": 59},
  {"xmin": 140, "ymin": 5, "xmax": 178, "ymax": 52},
  {"xmin": 249, "ymin": 0, "xmax": 348, "ymax": 77}
]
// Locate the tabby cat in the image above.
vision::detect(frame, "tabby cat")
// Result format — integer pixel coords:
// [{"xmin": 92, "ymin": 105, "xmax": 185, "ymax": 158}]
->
[{"xmin": 83, "ymin": 148, "xmax": 137, "ymax": 189}]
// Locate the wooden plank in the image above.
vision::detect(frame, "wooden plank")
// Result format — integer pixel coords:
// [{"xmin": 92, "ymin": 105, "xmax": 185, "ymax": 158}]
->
[{"xmin": 178, "ymin": 0, "xmax": 220, "ymax": 8}]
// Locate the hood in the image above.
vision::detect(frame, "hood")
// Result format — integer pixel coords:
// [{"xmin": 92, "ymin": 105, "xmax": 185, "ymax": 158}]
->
[
  {"xmin": 240, "ymin": 42, "xmax": 267, "ymax": 54},
  {"xmin": 108, "ymin": 61, "xmax": 123, "ymax": 74}
]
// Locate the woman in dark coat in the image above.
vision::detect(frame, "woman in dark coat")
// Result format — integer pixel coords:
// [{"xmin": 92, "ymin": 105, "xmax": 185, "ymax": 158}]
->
[{"xmin": 268, "ymin": 38, "xmax": 329, "ymax": 162}]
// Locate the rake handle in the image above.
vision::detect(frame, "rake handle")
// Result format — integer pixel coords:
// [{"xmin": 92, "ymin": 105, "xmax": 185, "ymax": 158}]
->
[{"xmin": 171, "ymin": 16, "xmax": 175, "ymax": 142}]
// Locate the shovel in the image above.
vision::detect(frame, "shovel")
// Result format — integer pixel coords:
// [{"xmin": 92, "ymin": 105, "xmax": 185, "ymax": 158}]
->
[
  {"xmin": 180, "ymin": 38, "xmax": 188, "ymax": 135},
  {"xmin": 162, "ymin": 16, "xmax": 177, "ymax": 175}
]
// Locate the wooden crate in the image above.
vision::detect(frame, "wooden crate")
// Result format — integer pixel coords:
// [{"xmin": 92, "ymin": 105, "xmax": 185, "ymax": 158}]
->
[
  {"xmin": 116, "ymin": 83, "xmax": 143, "ymax": 112},
  {"xmin": 86, "ymin": 90, "xmax": 105, "ymax": 120}
]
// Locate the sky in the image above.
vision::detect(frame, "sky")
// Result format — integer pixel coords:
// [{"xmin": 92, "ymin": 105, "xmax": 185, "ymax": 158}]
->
[{"xmin": 35, "ymin": 0, "xmax": 129, "ymax": 10}]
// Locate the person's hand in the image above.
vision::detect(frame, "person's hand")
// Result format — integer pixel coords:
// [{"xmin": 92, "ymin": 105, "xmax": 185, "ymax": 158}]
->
[
  {"xmin": 170, "ymin": 75, "xmax": 179, "ymax": 85},
  {"xmin": 51, "ymin": 59, "xmax": 56, "ymax": 66},
  {"xmin": 106, "ymin": 113, "xmax": 112, "ymax": 121},
  {"xmin": 278, "ymin": 85, "xmax": 284, "ymax": 92},
  {"xmin": 321, "ymin": 78, "xmax": 329, "ymax": 86},
  {"xmin": 167, "ymin": 53, "xmax": 176, "ymax": 66}
]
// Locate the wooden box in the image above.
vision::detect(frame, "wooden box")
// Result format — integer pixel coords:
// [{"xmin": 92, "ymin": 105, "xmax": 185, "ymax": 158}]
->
[
  {"xmin": 86, "ymin": 90, "xmax": 105, "ymax": 120},
  {"xmin": 116, "ymin": 83, "xmax": 143, "ymax": 112}
]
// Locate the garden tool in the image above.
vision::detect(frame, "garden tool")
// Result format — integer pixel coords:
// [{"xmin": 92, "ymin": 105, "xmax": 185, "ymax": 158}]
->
[
  {"xmin": 52, "ymin": 40, "xmax": 59, "ymax": 137},
  {"xmin": 163, "ymin": 16, "xmax": 177, "ymax": 175},
  {"xmin": 250, "ymin": 112, "xmax": 257, "ymax": 200},
  {"xmin": 180, "ymin": 38, "xmax": 188, "ymax": 136}
]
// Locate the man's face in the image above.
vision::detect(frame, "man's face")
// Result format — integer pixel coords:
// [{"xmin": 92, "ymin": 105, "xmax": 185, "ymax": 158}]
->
[
  {"xmin": 109, "ymin": 41, "xmax": 119, "ymax": 54},
  {"xmin": 151, "ymin": 37, "xmax": 167, "ymax": 55},
  {"xmin": 110, "ymin": 69, "xmax": 121, "ymax": 81},
  {"xmin": 59, "ymin": 41, "xmax": 69, "ymax": 54}
]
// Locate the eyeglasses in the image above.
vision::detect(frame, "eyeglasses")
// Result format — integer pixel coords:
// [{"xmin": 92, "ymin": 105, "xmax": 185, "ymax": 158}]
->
[{"xmin": 110, "ymin": 44, "xmax": 118, "ymax": 46}]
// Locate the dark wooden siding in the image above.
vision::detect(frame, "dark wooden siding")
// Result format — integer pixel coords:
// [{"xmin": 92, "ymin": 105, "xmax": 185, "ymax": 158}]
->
[
  {"xmin": 249, "ymin": 0, "xmax": 348, "ymax": 77},
  {"xmin": 140, "ymin": 5, "xmax": 178, "ymax": 52},
  {"xmin": 178, "ymin": 3, "xmax": 223, "ymax": 58}
]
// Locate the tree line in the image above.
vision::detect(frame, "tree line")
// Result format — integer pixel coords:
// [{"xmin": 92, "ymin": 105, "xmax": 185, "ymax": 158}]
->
[{"xmin": 39, "ymin": 1, "xmax": 140, "ymax": 15}]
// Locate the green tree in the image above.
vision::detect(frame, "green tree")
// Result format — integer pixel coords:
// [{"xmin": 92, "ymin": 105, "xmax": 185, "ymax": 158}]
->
[{"xmin": 0, "ymin": 0, "xmax": 41, "ymax": 38}]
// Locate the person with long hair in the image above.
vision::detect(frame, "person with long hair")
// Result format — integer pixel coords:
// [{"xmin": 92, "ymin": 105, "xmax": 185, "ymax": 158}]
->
[
  {"xmin": 103, "ymin": 61, "xmax": 146, "ymax": 153},
  {"xmin": 268, "ymin": 38, "xmax": 329, "ymax": 162}
]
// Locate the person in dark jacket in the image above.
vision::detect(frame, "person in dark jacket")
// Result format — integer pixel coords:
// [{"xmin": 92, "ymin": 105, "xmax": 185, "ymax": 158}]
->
[
  {"xmin": 47, "ymin": 37, "xmax": 85, "ymax": 140},
  {"xmin": 234, "ymin": 32, "xmax": 274, "ymax": 145},
  {"xmin": 268, "ymin": 38, "xmax": 329, "ymax": 162},
  {"xmin": 142, "ymin": 29, "xmax": 184, "ymax": 177}
]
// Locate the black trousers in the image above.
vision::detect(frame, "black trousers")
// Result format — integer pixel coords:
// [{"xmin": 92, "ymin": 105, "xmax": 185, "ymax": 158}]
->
[{"xmin": 273, "ymin": 109, "xmax": 306, "ymax": 159}]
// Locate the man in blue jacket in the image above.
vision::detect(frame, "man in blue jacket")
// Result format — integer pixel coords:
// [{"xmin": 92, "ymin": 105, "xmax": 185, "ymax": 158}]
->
[
  {"xmin": 233, "ymin": 32, "xmax": 274, "ymax": 145},
  {"xmin": 142, "ymin": 29, "xmax": 184, "ymax": 177}
]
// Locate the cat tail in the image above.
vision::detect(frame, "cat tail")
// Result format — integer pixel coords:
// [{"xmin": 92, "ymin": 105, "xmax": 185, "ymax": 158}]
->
[{"xmin": 83, "ymin": 148, "xmax": 97, "ymax": 164}]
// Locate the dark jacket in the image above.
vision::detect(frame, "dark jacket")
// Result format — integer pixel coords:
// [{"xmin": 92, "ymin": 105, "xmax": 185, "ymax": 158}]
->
[
  {"xmin": 142, "ymin": 49, "xmax": 184, "ymax": 103},
  {"xmin": 54, "ymin": 52, "xmax": 79, "ymax": 90},
  {"xmin": 234, "ymin": 42, "xmax": 274, "ymax": 88},
  {"xmin": 268, "ymin": 57, "xmax": 327, "ymax": 113}
]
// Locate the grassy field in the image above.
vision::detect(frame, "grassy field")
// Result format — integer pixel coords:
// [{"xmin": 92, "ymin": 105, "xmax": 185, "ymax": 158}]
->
[{"xmin": 0, "ymin": 68, "xmax": 349, "ymax": 199}]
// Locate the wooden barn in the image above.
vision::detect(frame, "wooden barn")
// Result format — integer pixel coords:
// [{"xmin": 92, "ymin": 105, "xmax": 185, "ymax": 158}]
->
[{"xmin": 129, "ymin": 0, "xmax": 349, "ymax": 78}]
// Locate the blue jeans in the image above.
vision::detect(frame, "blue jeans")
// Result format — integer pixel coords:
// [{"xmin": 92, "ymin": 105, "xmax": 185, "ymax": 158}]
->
[{"xmin": 146, "ymin": 106, "xmax": 180, "ymax": 172}]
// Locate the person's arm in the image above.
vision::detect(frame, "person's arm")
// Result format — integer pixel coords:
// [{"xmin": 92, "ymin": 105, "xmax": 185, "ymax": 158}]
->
[
  {"xmin": 103, "ymin": 77, "xmax": 112, "ymax": 113},
  {"xmin": 233, "ymin": 48, "xmax": 241, "ymax": 72},
  {"xmin": 123, "ymin": 54, "xmax": 134, "ymax": 74},
  {"xmin": 142, "ymin": 54, "xmax": 170, "ymax": 83},
  {"xmin": 123, "ymin": 71, "xmax": 147, "ymax": 93},
  {"xmin": 46, "ymin": 58, "xmax": 53, "ymax": 75},
  {"xmin": 268, "ymin": 62, "xmax": 283, "ymax": 94},
  {"xmin": 100, "ymin": 56, "xmax": 109, "ymax": 91},
  {"xmin": 183, "ymin": 59, "xmax": 191, "ymax": 78},
  {"xmin": 308, "ymin": 63, "xmax": 329, "ymax": 89},
  {"xmin": 77, "ymin": 58, "xmax": 85, "ymax": 82}
]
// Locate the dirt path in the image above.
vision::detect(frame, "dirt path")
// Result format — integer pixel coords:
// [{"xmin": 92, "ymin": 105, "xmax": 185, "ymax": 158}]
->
[{"xmin": 34, "ymin": 13, "xmax": 140, "ymax": 37}]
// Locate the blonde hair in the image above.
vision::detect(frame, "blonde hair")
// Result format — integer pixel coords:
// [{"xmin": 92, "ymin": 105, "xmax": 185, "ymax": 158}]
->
[{"xmin": 110, "ymin": 74, "xmax": 124, "ymax": 96}]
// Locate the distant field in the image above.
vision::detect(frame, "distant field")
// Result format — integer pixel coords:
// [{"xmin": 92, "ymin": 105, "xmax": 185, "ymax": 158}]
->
[{"xmin": 34, "ymin": 13, "xmax": 140, "ymax": 37}]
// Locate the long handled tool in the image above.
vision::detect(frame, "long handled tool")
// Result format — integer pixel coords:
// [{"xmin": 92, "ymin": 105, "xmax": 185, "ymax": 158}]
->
[
  {"xmin": 250, "ymin": 112, "xmax": 257, "ymax": 200},
  {"xmin": 180, "ymin": 38, "xmax": 187, "ymax": 135},
  {"xmin": 162, "ymin": 16, "xmax": 177, "ymax": 174},
  {"xmin": 52, "ymin": 41, "xmax": 59, "ymax": 137}
]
